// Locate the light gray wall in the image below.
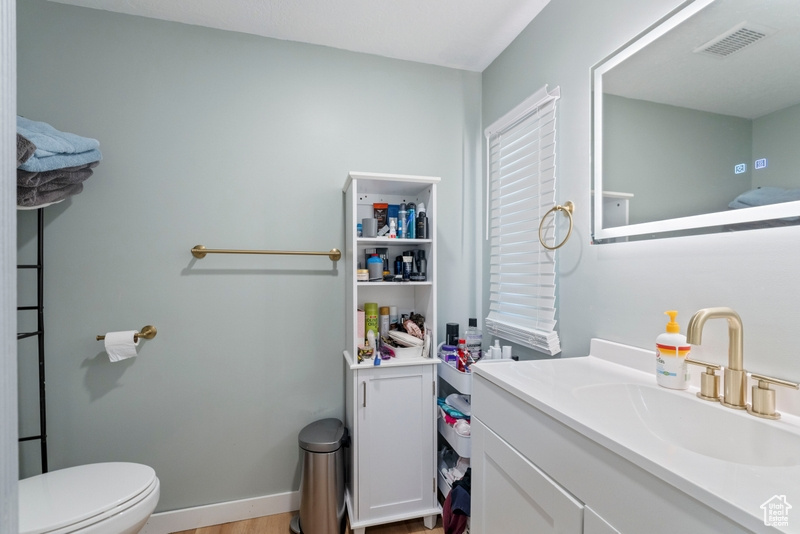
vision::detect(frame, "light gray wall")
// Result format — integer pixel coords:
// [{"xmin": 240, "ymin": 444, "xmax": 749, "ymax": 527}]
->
[
  {"xmin": 482, "ymin": 0, "xmax": 800, "ymax": 381},
  {"xmin": 603, "ymin": 95, "xmax": 753, "ymax": 225},
  {"xmin": 16, "ymin": 0, "xmax": 480, "ymax": 512},
  {"xmin": 752, "ymin": 101, "xmax": 800, "ymax": 189}
]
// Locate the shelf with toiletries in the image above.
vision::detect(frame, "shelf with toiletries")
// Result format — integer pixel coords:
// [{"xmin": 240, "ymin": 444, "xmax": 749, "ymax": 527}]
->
[
  {"xmin": 344, "ymin": 172, "xmax": 438, "ymax": 359},
  {"xmin": 436, "ymin": 337, "xmax": 474, "ymax": 521},
  {"xmin": 357, "ymin": 238, "xmax": 432, "ymax": 244},
  {"xmin": 438, "ymin": 355, "xmax": 473, "ymax": 394},
  {"xmin": 437, "ymin": 362, "xmax": 472, "ymax": 462},
  {"xmin": 356, "ymin": 281, "xmax": 432, "ymax": 286},
  {"xmin": 437, "ymin": 416, "xmax": 471, "ymax": 458},
  {"xmin": 343, "ymin": 172, "xmax": 441, "ymax": 534}
]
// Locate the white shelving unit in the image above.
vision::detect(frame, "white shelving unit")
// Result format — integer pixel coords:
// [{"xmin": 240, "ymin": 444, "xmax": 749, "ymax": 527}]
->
[
  {"xmin": 437, "ymin": 360, "xmax": 472, "ymax": 499},
  {"xmin": 343, "ymin": 172, "xmax": 442, "ymax": 534}
]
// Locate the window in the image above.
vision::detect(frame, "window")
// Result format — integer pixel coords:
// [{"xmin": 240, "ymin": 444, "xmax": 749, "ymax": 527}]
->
[{"xmin": 484, "ymin": 85, "xmax": 561, "ymax": 355}]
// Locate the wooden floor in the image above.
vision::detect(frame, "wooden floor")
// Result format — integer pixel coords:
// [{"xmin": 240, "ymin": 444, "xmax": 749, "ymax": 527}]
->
[{"xmin": 172, "ymin": 511, "xmax": 444, "ymax": 534}]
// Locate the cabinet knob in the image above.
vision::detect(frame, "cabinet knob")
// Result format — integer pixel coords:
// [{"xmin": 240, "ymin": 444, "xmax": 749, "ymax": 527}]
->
[{"xmin": 747, "ymin": 373, "xmax": 799, "ymax": 420}]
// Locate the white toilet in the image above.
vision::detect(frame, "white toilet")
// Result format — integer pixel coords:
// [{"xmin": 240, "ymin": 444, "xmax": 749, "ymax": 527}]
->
[{"xmin": 19, "ymin": 462, "xmax": 160, "ymax": 534}]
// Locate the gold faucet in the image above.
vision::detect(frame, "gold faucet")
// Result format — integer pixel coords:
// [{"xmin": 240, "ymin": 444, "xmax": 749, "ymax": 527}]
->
[{"xmin": 685, "ymin": 307, "xmax": 748, "ymax": 410}]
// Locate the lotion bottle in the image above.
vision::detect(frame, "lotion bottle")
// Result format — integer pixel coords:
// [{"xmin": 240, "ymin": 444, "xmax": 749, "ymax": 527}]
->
[{"xmin": 656, "ymin": 310, "xmax": 690, "ymax": 389}]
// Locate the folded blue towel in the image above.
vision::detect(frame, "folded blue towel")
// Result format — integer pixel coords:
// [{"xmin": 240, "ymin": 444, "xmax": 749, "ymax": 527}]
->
[
  {"xmin": 17, "ymin": 116, "xmax": 102, "ymax": 172},
  {"xmin": 19, "ymin": 148, "xmax": 102, "ymax": 173},
  {"xmin": 17, "ymin": 116, "xmax": 99, "ymax": 157}
]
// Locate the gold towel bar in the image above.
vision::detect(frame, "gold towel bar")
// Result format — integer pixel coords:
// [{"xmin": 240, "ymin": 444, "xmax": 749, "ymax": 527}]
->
[
  {"xmin": 191, "ymin": 245, "xmax": 341, "ymax": 262},
  {"xmin": 538, "ymin": 201, "xmax": 575, "ymax": 251},
  {"xmin": 97, "ymin": 325, "xmax": 157, "ymax": 342}
]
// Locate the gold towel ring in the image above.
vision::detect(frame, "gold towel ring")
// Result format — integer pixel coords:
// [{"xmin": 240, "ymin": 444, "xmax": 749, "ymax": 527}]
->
[{"xmin": 538, "ymin": 201, "xmax": 575, "ymax": 251}]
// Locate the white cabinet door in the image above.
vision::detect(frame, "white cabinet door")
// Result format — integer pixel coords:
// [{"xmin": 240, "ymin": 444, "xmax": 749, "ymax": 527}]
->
[
  {"xmin": 356, "ymin": 364, "xmax": 436, "ymax": 521},
  {"xmin": 584, "ymin": 506, "xmax": 621, "ymax": 534},
  {"xmin": 471, "ymin": 418, "xmax": 583, "ymax": 534}
]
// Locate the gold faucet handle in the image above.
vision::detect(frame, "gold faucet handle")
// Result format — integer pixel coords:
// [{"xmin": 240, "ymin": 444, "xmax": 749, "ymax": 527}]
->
[
  {"xmin": 685, "ymin": 358, "xmax": 721, "ymax": 402},
  {"xmin": 747, "ymin": 373, "xmax": 800, "ymax": 420}
]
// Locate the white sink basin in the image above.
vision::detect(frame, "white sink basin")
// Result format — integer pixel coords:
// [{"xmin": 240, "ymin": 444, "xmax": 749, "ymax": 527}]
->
[
  {"xmin": 472, "ymin": 340, "xmax": 800, "ymax": 533},
  {"xmin": 574, "ymin": 383, "xmax": 800, "ymax": 467}
]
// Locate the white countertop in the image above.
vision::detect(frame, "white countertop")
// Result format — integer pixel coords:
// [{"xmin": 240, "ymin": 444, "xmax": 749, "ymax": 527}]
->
[
  {"xmin": 472, "ymin": 339, "xmax": 800, "ymax": 533},
  {"xmin": 343, "ymin": 349, "xmax": 439, "ymax": 369}
]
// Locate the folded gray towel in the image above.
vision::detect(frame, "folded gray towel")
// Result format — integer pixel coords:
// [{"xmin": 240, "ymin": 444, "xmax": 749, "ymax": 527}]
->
[
  {"xmin": 18, "ymin": 170, "xmax": 93, "ymax": 193},
  {"xmin": 17, "ymin": 161, "xmax": 98, "ymax": 188},
  {"xmin": 17, "ymin": 183, "xmax": 83, "ymax": 208},
  {"xmin": 17, "ymin": 134, "xmax": 36, "ymax": 167}
]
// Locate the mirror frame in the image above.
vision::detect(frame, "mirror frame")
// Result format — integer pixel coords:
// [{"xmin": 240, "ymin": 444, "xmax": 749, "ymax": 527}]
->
[{"xmin": 592, "ymin": 0, "xmax": 800, "ymax": 242}]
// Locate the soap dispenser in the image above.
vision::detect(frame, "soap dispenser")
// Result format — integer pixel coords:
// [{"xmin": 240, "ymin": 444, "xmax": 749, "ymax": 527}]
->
[{"xmin": 656, "ymin": 310, "xmax": 691, "ymax": 389}]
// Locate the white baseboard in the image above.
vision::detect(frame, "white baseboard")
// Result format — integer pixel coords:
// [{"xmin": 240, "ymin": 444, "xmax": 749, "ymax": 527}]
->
[{"xmin": 140, "ymin": 490, "xmax": 300, "ymax": 534}]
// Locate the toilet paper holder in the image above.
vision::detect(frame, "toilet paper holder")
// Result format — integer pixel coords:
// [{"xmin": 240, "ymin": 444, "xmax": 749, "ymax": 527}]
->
[{"xmin": 96, "ymin": 325, "xmax": 157, "ymax": 342}]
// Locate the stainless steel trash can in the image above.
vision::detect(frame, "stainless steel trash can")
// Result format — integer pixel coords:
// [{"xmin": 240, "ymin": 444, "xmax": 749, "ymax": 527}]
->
[{"xmin": 290, "ymin": 418, "xmax": 346, "ymax": 534}]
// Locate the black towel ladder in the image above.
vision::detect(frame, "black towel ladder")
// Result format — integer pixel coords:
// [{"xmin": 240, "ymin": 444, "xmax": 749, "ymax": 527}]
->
[{"xmin": 17, "ymin": 207, "xmax": 48, "ymax": 473}]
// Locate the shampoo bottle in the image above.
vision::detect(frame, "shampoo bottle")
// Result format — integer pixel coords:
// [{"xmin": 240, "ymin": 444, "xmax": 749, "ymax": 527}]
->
[
  {"xmin": 465, "ymin": 318, "xmax": 483, "ymax": 362},
  {"xmin": 656, "ymin": 310, "xmax": 691, "ymax": 390}
]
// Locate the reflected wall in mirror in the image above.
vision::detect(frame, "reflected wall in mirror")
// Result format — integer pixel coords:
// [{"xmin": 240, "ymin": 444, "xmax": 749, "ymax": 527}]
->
[{"xmin": 593, "ymin": 0, "xmax": 800, "ymax": 242}]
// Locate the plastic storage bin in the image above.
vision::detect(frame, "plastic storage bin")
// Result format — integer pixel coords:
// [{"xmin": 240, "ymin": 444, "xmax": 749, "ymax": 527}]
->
[{"xmin": 290, "ymin": 418, "xmax": 347, "ymax": 534}]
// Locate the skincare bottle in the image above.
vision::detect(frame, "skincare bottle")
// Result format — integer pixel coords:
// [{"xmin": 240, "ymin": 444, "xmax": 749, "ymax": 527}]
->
[
  {"xmin": 364, "ymin": 303, "xmax": 379, "ymax": 344},
  {"xmin": 379, "ymin": 307, "xmax": 390, "ymax": 340},
  {"xmin": 398, "ymin": 204, "xmax": 407, "ymax": 238},
  {"xmin": 446, "ymin": 323, "xmax": 459, "ymax": 346},
  {"xmin": 415, "ymin": 250, "xmax": 427, "ymax": 281},
  {"xmin": 406, "ymin": 203, "xmax": 416, "ymax": 239},
  {"xmin": 366, "ymin": 254, "xmax": 383, "ymax": 281},
  {"xmin": 656, "ymin": 310, "xmax": 691, "ymax": 389},
  {"xmin": 465, "ymin": 318, "xmax": 483, "ymax": 362},
  {"xmin": 416, "ymin": 202, "xmax": 428, "ymax": 239},
  {"xmin": 457, "ymin": 338, "xmax": 471, "ymax": 372}
]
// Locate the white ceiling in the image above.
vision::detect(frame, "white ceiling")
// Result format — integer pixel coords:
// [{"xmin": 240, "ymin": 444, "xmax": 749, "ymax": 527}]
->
[
  {"xmin": 603, "ymin": 0, "xmax": 800, "ymax": 119},
  {"xmin": 47, "ymin": 0, "xmax": 552, "ymax": 72}
]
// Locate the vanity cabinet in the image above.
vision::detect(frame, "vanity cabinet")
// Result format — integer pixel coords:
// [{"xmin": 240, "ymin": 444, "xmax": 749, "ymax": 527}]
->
[
  {"xmin": 472, "ymin": 418, "xmax": 583, "ymax": 533},
  {"xmin": 471, "ymin": 370, "xmax": 752, "ymax": 534},
  {"xmin": 342, "ymin": 172, "xmax": 441, "ymax": 533}
]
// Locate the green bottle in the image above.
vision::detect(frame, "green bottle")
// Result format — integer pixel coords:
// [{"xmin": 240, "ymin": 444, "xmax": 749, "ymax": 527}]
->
[{"xmin": 364, "ymin": 303, "xmax": 379, "ymax": 345}]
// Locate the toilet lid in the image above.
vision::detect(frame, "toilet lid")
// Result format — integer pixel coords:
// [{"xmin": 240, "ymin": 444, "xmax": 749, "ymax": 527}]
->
[{"xmin": 19, "ymin": 462, "xmax": 157, "ymax": 534}]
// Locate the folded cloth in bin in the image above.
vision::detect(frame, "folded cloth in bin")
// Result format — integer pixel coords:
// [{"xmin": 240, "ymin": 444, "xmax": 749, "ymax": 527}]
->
[
  {"xmin": 437, "ymin": 398, "xmax": 469, "ymax": 420},
  {"xmin": 445, "ymin": 393, "xmax": 471, "ymax": 416},
  {"xmin": 444, "ymin": 470, "xmax": 472, "ymax": 534}
]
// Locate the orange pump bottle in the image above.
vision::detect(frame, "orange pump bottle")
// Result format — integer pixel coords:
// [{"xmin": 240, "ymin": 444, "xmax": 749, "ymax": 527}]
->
[{"xmin": 655, "ymin": 311, "xmax": 691, "ymax": 389}]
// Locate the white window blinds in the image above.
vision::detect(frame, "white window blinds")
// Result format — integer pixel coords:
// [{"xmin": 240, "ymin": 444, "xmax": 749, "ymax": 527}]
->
[{"xmin": 484, "ymin": 85, "xmax": 561, "ymax": 355}]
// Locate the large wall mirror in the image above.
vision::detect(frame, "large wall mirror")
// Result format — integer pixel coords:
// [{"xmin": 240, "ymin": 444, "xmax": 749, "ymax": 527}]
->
[{"xmin": 592, "ymin": 0, "xmax": 800, "ymax": 242}]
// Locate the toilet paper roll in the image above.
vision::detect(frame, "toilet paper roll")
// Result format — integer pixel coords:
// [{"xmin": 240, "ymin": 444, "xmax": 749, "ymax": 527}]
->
[{"xmin": 104, "ymin": 330, "xmax": 140, "ymax": 362}]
